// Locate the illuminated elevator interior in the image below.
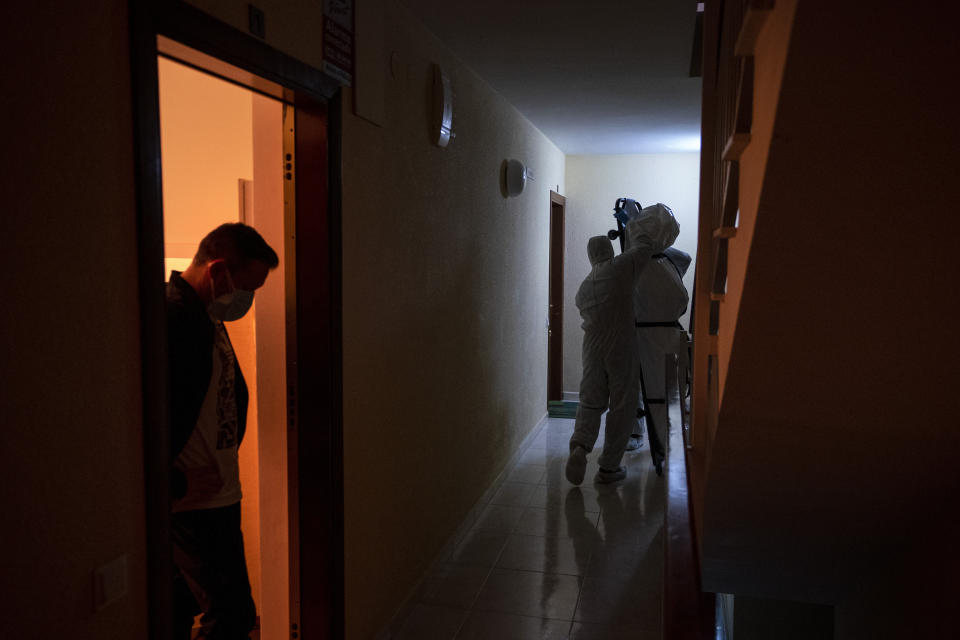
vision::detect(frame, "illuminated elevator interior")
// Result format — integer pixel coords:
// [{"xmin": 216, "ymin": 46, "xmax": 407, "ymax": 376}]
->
[{"xmin": 158, "ymin": 56, "xmax": 291, "ymax": 640}]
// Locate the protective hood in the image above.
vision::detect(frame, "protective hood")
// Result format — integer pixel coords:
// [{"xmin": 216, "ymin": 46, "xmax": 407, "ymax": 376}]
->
[
  {"xmin": 628, "ymin": 203, "xmax": 680, "ymax": 254},
  {"xmin": 587, "ymin": 236, "xmax": 614, "ymax": 266}
]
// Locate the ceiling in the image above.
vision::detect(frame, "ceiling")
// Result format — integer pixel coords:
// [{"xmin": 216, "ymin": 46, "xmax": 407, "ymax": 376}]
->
[{"xmin": 400, "ymin": 0, "xmax": 703, "ymax": 155}]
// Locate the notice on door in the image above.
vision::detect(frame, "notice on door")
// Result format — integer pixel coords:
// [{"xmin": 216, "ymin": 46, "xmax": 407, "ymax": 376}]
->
[{"xmin": 323, "ymin": 0, "xmax": 354, "ymax": 86}]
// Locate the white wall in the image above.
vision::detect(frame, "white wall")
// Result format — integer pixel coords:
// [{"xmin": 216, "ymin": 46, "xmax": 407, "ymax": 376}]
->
[
  {"xmin": 563, "ymin": 153, "xmax": 700, "ymax": 394},
  {"xmin": 341, "ymin": 1, "xmax": 565, "ymax": 636}
]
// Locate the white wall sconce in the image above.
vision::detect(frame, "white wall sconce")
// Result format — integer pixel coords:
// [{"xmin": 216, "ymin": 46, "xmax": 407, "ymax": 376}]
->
[
  {"xmin": 503, "ymin": 159, "xmax": 527, "ymax": 197},
  {"xmin": 432, "ymin": 64, "xmax": 453, "ymax": 147}
]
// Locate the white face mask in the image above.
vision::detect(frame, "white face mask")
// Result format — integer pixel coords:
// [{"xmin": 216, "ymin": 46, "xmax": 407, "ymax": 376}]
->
[{"xmin": 208, "ymin": 268, "xmax": 255, "ymax": 321}]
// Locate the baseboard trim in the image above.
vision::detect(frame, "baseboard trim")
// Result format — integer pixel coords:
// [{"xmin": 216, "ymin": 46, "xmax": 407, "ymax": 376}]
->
[
  {"xmin": 562, "ymin": 391, "xmax": 579, "ymax": 402},
  {"xmin": 377, "ymin": 411, "xmax": 550, "ymax": 639}
]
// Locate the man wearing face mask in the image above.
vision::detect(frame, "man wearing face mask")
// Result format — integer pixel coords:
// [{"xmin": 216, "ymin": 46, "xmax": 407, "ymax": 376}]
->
[{"xmin": 167, "ymin": 222, "xmax": 278, "ymax": 640}]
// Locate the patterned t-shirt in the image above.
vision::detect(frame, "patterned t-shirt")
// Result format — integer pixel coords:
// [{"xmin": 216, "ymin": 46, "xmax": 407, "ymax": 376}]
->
[{"xmin": 173, "ymin": 320, "xmax": 243, "ymax": 512}]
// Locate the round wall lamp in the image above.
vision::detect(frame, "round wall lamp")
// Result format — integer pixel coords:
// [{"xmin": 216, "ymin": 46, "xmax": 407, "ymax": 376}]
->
[{"xmin": 504, "ymin": 159, "xmax": 527, "ymax": 197}]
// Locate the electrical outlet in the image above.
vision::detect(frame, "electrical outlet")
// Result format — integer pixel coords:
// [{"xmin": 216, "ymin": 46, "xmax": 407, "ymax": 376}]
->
[{"xmin": 93, "ymin": 554, "xmax": 128, "ymax": 611}]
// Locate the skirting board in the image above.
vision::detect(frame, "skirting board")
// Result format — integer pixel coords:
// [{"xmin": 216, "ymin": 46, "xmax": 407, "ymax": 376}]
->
[
  {"xmin": 562, "ymin": 391, "xmax": 579, "ymax": 402},
  {"xmin": 377, "ymin": 411, "xmax": 550, "ymax": 639}
]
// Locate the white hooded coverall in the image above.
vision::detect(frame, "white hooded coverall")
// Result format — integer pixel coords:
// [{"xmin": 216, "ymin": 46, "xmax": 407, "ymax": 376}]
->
[
  {"xmin": 569, "ymin": 214, "xmax": 664, "ymax": 471},
  {"xmin": 627, "ymin": 205, "xmax": 687, "ymax": 464}
]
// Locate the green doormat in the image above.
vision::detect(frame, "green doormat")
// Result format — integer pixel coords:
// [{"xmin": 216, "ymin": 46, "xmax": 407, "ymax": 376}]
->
[{"xmin": 548, "ymin": 401, "xmax": 578, "ymax": 418}]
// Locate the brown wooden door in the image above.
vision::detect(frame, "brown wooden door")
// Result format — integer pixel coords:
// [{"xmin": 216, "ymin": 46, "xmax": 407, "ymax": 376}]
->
[{"xmin": 548, "ymin": 191, "xmax": 566, "ymax": 402}]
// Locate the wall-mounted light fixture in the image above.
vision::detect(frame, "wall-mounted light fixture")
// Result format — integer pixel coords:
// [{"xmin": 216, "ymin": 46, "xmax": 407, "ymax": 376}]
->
[
  {"xmin": 432, "ymin": 64, "xmax": 453, "ymax": 147},
  {"xmin": 504, "ymin": 159, "xmax": 527, "ymax": 197}
]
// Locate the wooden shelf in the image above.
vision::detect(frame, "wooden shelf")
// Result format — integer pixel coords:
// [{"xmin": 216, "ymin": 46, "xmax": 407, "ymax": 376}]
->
[
  {"xmin": 722, "ymin": 132, "xmax": 750, "ymax": 162},
  {"xmin": 720, "ymin": 160, "xmax": 740, "ymax": 229},
  {"xmin": 735, "ymin": 0, "xmax": 775, "ymax": 57},
  {"xmin": 713, "ymin": 227, "xmax": 737, "ymax": 239},
  {"xmin": 722, "ymin": 56, "xmax": 755, "ymax": 162},
  {"xmin": 711, "ymin": 236, "xmax": 728, "ymax": 295},
  {"xmin": 710, "ymin": 292, "xmax": 726, "ymax": 302},
  {"xmin": 734, "ymin": 56, "xmax": 755, "ymax": 137}
]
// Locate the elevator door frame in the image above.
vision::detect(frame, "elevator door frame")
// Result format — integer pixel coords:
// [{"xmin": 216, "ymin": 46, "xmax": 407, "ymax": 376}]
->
[{"xmin": 130, "ymin": 3, "xmax": 344, "ymax": 638}]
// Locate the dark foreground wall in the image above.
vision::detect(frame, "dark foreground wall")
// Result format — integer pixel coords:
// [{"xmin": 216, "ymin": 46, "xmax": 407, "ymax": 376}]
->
[{"xmin": 0, "ymin": 2, "xmax": 149, "ymax": 637}]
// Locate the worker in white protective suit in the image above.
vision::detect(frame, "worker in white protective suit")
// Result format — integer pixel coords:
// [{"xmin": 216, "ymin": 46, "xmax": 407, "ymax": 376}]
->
[
  {"xmin": 565, "ymin": 209, "xmax": 668, "ymax": 485},
  {"xmin": 625, "ymin": 204, "xmax": 688, "ymax": 475}
]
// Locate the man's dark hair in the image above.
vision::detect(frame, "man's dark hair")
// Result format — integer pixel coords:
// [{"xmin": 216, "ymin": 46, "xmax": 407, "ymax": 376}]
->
[{"xmin": 193, "ymin": 223, "xmax": 279, "ymax": 270}]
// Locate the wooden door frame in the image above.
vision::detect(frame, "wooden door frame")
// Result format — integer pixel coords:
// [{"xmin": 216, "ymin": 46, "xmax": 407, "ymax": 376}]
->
[
  {"xmin": 129, "ymin": 2, "xmax": 344, "ymax": 638},
  {"xmin": 547, "ymin": 191, "xmax": 566, "ymax": 402}
]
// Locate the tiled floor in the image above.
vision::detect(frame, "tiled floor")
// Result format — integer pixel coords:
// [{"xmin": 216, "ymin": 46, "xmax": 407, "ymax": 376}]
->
[{"xmin": 393, "ymin": 417, "xmax": 665, "ymax": 639}]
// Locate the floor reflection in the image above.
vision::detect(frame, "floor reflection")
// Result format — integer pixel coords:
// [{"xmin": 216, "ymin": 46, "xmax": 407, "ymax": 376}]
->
[{"xmin": 395, "ymin": 416, "xmax": 664, "ymax": 639}]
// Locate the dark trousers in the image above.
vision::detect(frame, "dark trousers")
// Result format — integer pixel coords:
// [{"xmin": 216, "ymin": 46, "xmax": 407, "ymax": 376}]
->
[{"xmin": 172, "ymin": 502, "xmax": 256, "ymax": 640}]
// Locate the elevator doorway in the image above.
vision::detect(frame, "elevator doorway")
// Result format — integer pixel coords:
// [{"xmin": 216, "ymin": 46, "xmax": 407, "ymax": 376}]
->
[
  {"xmin": 158, "ymin": 55, "xmax": 293, "ymax": 640},
  {"xmin": 134, "ymin": 21, "xmax": 345, "ymax": 636}
]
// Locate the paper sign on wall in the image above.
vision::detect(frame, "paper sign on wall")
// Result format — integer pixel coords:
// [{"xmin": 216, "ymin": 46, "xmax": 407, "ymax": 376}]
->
[{"xmin": 323, "ymin": 0, "xmax": 354, "ymax": 86}]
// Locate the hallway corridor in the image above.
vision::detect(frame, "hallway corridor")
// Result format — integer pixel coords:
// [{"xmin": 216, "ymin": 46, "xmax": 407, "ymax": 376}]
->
[{"xmin": 393, "ymin": 417, "xmax": 665, "ymax": 639}]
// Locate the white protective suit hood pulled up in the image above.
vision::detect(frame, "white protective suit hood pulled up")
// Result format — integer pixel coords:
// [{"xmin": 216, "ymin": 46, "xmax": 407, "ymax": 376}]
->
[
  {"xmin": 625, "ymin": 203, "xmax": 679, "ymax": 255},
  {"xmin": 587, "ymin": 236, "xmax": 615, "ymax": 266},
  {"xmin": 630, "ymin": 203, "xmax": 687, "ymax": 322}
]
